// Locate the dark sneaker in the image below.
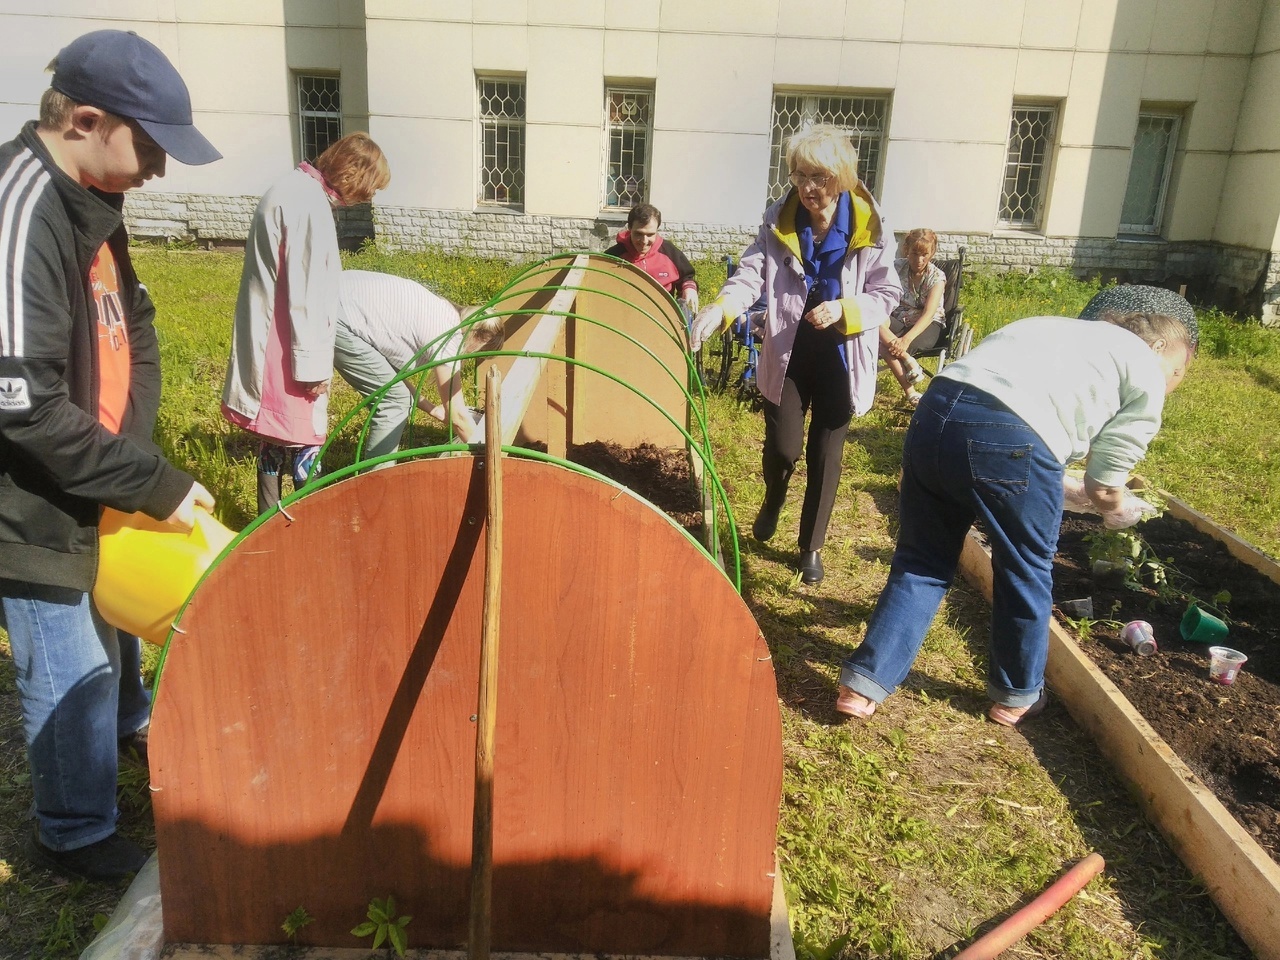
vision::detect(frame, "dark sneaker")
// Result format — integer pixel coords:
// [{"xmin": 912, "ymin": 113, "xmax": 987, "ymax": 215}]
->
[
  {"xmin": 24, "ymin": 829, "xmax": 147, "ymax": 882},
  {"xmin": 119, "ymin": 725, "xmax": 149, "ymax": 766}
]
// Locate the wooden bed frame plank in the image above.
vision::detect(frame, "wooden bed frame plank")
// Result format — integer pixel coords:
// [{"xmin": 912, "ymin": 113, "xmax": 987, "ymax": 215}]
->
[{"xmin": 958, "ymin": 516, "xmax": 1280, "ymax": 960}]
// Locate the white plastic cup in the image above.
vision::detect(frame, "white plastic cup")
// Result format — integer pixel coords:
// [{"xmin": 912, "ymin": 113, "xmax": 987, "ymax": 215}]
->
[
  {"xmin": 1121, "ymin": 620, "xmax": 1157, "ymax": 656},
  {"xmin": 1207, "ymin": 646, "xmax": 1248, "ymax": 685}
]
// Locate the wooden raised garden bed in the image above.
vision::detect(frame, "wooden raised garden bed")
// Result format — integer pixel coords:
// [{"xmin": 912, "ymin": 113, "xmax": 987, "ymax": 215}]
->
[{"xmin": 957, "ymin": 495, "xmax": 1280, "ymax": 960}]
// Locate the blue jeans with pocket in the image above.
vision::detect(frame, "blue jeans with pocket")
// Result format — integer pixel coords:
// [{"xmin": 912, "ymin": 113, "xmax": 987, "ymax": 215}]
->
[
  {"xmin": 1, "ymin": 581, "xmax": 151, "ymax": 850},
  {"xmin": 840, "ymin": 378, "xmax": 1064, "ymax": 708}
]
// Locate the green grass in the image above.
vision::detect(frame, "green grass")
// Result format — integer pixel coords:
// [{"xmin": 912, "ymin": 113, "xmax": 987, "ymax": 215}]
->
[{"xmin": 1, "ymin": 247, "xmax": 1276, "ymax": 957}]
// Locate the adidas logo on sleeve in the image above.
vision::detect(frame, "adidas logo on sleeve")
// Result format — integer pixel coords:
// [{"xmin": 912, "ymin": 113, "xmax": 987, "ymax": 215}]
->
[{"xmin": 0, "ymin": 377, "xmax": 31, "ymax": 410}]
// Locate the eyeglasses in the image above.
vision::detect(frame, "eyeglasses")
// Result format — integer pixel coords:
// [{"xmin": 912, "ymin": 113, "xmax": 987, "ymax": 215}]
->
[{"xmin": 789, "ymin": 173, "xmax": 832, "ymax": 189}]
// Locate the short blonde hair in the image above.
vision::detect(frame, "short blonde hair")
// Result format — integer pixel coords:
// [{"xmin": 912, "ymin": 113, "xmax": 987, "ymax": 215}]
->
[
  {"xmin": 314, "ymin": 133, "xmax": 390, "ymax": 206},
  {"xmin": 39, "ymin": 87, "xmax": 75, "ymax": 128},
  {"xmin": 1103, "ymin": 311, "xmax": 1195, "ymax": 356},
  {"xmin": 38, "ymin": 86, "xmax": 124, "ymax": 135},
  {"xmin": 785, "ymin": 125, "xmax": 860, "ymax": 194},
  {"xmin": 461, "ymin": 313, "xmax": 505, "ymax": 354}
]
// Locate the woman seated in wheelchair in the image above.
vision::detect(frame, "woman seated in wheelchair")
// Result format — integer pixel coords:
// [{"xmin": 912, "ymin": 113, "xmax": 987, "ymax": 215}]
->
[{"xmin": 880, "ymin": 227, "xmax": 946, "ymax": 407}]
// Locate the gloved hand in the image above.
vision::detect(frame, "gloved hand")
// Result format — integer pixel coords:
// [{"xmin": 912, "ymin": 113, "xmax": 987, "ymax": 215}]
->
[
  {"xmin": 1061, "ymin": 473, "xmax": 1098, "ymax": 515},
  {"xmin": 689, "ymin": 304, "xmax": 726, "ymax": 351},
  {"xmin": 1102, "ymin": 493, "xmax": 1159, "ymax": 529},
  {"xmin": 681, "ymin": 289, "xmax": 700, "ymax": 315}
]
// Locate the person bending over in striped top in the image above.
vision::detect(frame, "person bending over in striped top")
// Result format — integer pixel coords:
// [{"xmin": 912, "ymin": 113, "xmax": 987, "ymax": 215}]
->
[{"xmin": 335, "ymin": 270, "xmax": 505, "ymax": 459}]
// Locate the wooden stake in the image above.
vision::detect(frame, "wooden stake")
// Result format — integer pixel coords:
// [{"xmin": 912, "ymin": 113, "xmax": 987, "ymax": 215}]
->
[{"xmin": 469, "ymin": 367, "xmax": 504, "ymax": 960}]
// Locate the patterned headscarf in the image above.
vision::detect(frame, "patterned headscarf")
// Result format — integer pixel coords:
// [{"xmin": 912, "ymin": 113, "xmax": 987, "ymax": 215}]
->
[{"xmin": 1079, "ymin": 284, "xmax": 1199, "ymax": 350}]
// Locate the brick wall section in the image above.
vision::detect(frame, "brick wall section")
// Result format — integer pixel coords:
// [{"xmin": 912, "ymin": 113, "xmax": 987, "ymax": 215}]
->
[
  {"xmin": 126, "ymin": 192, "xmax": 259, "ymax": 243},
  {"xmin": 123, "ymin": 194, "xmax": 1280, "ymax": 323},
  {"xmin": 1264, "ymin": 253, "xmax": 1280, "ymax": 326}
]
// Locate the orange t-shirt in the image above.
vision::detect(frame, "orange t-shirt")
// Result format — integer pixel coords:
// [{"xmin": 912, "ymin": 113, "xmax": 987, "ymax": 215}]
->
[{"xmin": 91, "ymin": 243, "xmax": 129, "ymax": 433}]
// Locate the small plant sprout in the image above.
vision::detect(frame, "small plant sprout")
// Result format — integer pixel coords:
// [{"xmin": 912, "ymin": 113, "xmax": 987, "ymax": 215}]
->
[
  {"xmin": 352, "ymin": 896, "xmax": 411, "ymax": 956},
  {"xmin": 1066, "ymin": 616, "xmax": 1096, "ymax": 643},
  {"xmin": 794, "ymin": 929, "xmax": 852, "ymax": 960},
  {"xmin": 281, "ymin": 906, "xmax": 315, "ymax": 944}
]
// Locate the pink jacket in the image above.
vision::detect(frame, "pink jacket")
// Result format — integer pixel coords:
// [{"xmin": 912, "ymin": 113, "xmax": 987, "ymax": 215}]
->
[
  {"xmin": 222, "ymin": 165, "xmax": 341, "ymax": 446},
  {"xmin": 711, "ymin": 187, "xmax": 902, "ymax": 415}
]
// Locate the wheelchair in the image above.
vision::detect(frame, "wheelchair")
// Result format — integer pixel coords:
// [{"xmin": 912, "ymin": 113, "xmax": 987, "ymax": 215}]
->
[{"xmin": 695, "ymin": 256, "xmax": 765, "ymax": 407}]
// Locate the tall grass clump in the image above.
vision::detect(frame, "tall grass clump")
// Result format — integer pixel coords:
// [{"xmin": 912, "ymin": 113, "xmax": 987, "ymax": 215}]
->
[
  {"xmin": 343, "ymin": 243, "xmax": 522, "ymax": 306},
  {"xmin": 962, "ymin": 266, "xmax": 1100, "ymax": 337}
]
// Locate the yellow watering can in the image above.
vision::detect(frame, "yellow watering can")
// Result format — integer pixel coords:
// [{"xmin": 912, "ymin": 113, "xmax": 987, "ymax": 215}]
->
[{"xmin": 93, "ymin": 507, "xmax": 237, "ymax": 645}]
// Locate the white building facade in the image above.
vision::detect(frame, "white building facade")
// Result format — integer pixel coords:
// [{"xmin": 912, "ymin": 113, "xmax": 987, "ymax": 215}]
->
[{"xmin": 2, "ymin": 0, "xmax": 1278, "ymax": 320}]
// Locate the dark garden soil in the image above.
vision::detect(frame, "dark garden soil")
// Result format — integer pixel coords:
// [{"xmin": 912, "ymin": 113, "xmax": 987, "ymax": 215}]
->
[
  {"xmin": 1053, "ymin": 513, "xmax": 1280, "ymax": 861},
  {"xmin": 565, "ymin": 440, "xmax": 705, "ymax": 535}
]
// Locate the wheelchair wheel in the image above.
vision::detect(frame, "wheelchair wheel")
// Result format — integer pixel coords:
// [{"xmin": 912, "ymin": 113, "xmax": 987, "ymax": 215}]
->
[{"xmin": 696, "ymin": 329, "xmax": 734, "ymax": 393}]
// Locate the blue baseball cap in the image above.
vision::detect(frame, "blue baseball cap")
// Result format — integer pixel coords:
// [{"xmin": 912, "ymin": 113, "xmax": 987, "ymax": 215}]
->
[{"xmin": 50, "ymin": 30, "xmax": 221, "ymax": 166}]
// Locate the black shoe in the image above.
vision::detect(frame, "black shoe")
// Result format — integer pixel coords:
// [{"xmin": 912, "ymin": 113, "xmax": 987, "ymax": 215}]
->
[
  {"xmin": 119, "ymin": 725, "xmax": 149, "ymax": 766},
  {"xmin": 752, "ymin": 503, "xmax": 781, "ymax": 542},
  {"xmin": 24, "ymin": 828, "xmax": 147, "ymax": 882},
  {"xmin": 799, "ymin": 550, "xmax": 824, "ymax": 584}
]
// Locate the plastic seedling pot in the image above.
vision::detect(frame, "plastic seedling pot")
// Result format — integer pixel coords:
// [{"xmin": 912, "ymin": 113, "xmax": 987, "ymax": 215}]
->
[{"xmin": 1180, "ymin": 604, "xmax": 1229, "ymax": 644}]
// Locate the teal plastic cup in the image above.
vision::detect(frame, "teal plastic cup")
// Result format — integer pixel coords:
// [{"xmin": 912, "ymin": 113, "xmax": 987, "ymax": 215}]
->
[{"xmin": 1180, "ymin": 604, "xmax": 1229, "ymax": 643}]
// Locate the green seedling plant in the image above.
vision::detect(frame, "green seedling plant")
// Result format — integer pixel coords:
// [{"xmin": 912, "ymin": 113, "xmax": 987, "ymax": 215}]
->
[
  {"xmin": 1086, "ymin": 510, "xmax": 1237, "ymax": 625},
  {"xmin": 1061, "ymin": 611, "xmax": 1128, "ymax": 645},
  {"xmin": 794, "ymin": 929, "xmax": 852, "ymax": 960},
  {"xmin": 352, "ymin": 896, "xmax": 411, "ymax": 956},
  {"xmin": 282, "ymin": 906, "xmax": 315, "ymax": 944}
]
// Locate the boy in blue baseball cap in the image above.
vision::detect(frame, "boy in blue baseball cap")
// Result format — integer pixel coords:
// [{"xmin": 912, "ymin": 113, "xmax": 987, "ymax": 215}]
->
[{"xmin": 0, "ymin": 30, "xmax": 219, "ymax": 882}]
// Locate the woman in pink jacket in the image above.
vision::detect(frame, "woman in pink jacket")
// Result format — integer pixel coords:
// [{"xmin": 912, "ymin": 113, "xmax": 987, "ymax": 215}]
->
[
  {"xmin": 691, "ymin": 126, "xmax": 902, "ymax": 584},
  {"xmin": 222, "ymin": 133, "xmax": 389, "ymax": 514}
]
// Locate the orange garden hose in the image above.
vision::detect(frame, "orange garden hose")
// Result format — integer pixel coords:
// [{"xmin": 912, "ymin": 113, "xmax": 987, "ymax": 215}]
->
[{"xmin": 952, "ymin": 853, "xmax": 1105, "ymax": 960}]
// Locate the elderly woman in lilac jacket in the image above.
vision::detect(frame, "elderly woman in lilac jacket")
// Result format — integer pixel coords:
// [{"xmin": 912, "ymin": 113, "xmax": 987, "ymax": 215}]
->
[{"xmin": 691, "ymin": 125, "xmax": 902, "ymax": 584}]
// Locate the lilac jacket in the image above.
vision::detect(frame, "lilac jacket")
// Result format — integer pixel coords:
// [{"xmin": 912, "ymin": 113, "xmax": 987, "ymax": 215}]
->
[{"xmin": 712, "ymin": 187, "xmax": 902, "ymax": 415}]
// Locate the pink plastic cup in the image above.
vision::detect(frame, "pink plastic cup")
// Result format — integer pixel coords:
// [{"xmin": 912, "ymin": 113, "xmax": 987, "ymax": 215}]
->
[
  {"xmin": 1207, "ymin": 646, "xmax": 1248, "ymax": 685},
  {"xmin": 1121, "ymin": 620, "xmax": 1157, "ymax": 656}
]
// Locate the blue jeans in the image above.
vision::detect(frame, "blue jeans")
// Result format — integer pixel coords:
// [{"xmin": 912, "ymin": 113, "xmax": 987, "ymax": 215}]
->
[
  {"xmin": 840, "ymin": 378, "xmax": 1063, "ymax": 708},
  {"xmin": 334, "ymin": 323, "xmax": 412, "ymax": 461},
  {"xmin": 1, "ymin": 580, "xmax": 151, "ymax": 850}
]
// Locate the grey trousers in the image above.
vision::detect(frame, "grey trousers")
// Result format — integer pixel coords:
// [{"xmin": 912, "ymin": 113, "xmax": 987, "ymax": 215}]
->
[{"xmin": 333, "ymin": 324, "xmax": 413, "ymax": 462}]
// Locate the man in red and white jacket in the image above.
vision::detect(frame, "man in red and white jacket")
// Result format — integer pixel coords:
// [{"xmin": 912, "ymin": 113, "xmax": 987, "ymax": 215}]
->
[{"xmin": 604, "ymin": 203, "xmax": 699, "ymax": 314}]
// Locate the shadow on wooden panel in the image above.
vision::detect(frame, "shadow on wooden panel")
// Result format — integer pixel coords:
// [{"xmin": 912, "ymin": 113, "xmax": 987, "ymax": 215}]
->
[{"xmin": 151, "ymin": 456, "xmax": 780, "ymax": 956}]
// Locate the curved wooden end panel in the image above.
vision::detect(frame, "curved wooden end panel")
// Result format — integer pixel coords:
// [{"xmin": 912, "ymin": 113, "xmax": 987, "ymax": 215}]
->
[{"xmin": 150, "ymin": 456, "xmax": 782, "ymax": 956}]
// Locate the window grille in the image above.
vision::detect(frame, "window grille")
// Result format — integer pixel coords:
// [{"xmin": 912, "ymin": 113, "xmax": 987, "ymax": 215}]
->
[
  {"xmin": 602, "ymin": 86, "xmax": 653, "ymax": 210},
  {"xmin": 997, "ymin": 105, "xmax": 1058, "ymax": 230},
  {"xmin": 297, "ymin": 75, "xmax": 342, "ymax": 163},
  {"xmin": 478, "ymin": 78, "xmax": 526, "ymax": 207},
  {"xmin": 1120, "ymin": 112, "xmax": 1181, "ymax": 235},
  {"xmin": 767, "ymin": 93, "xmax": 888, "ymax": 203}
]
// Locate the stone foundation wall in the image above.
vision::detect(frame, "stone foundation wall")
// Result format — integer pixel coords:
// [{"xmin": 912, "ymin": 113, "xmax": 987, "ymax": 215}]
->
[
  {"xmin": 125, "ymin": 192, "xmax": 258, "ymax": 244},
  {"xmin": 123, "ymin": 193, "xmax": 1279, "ymax": 323},
  {"xmin": 1262, "ymin": 253, "xmax": 1280, "ymax": 326}
]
